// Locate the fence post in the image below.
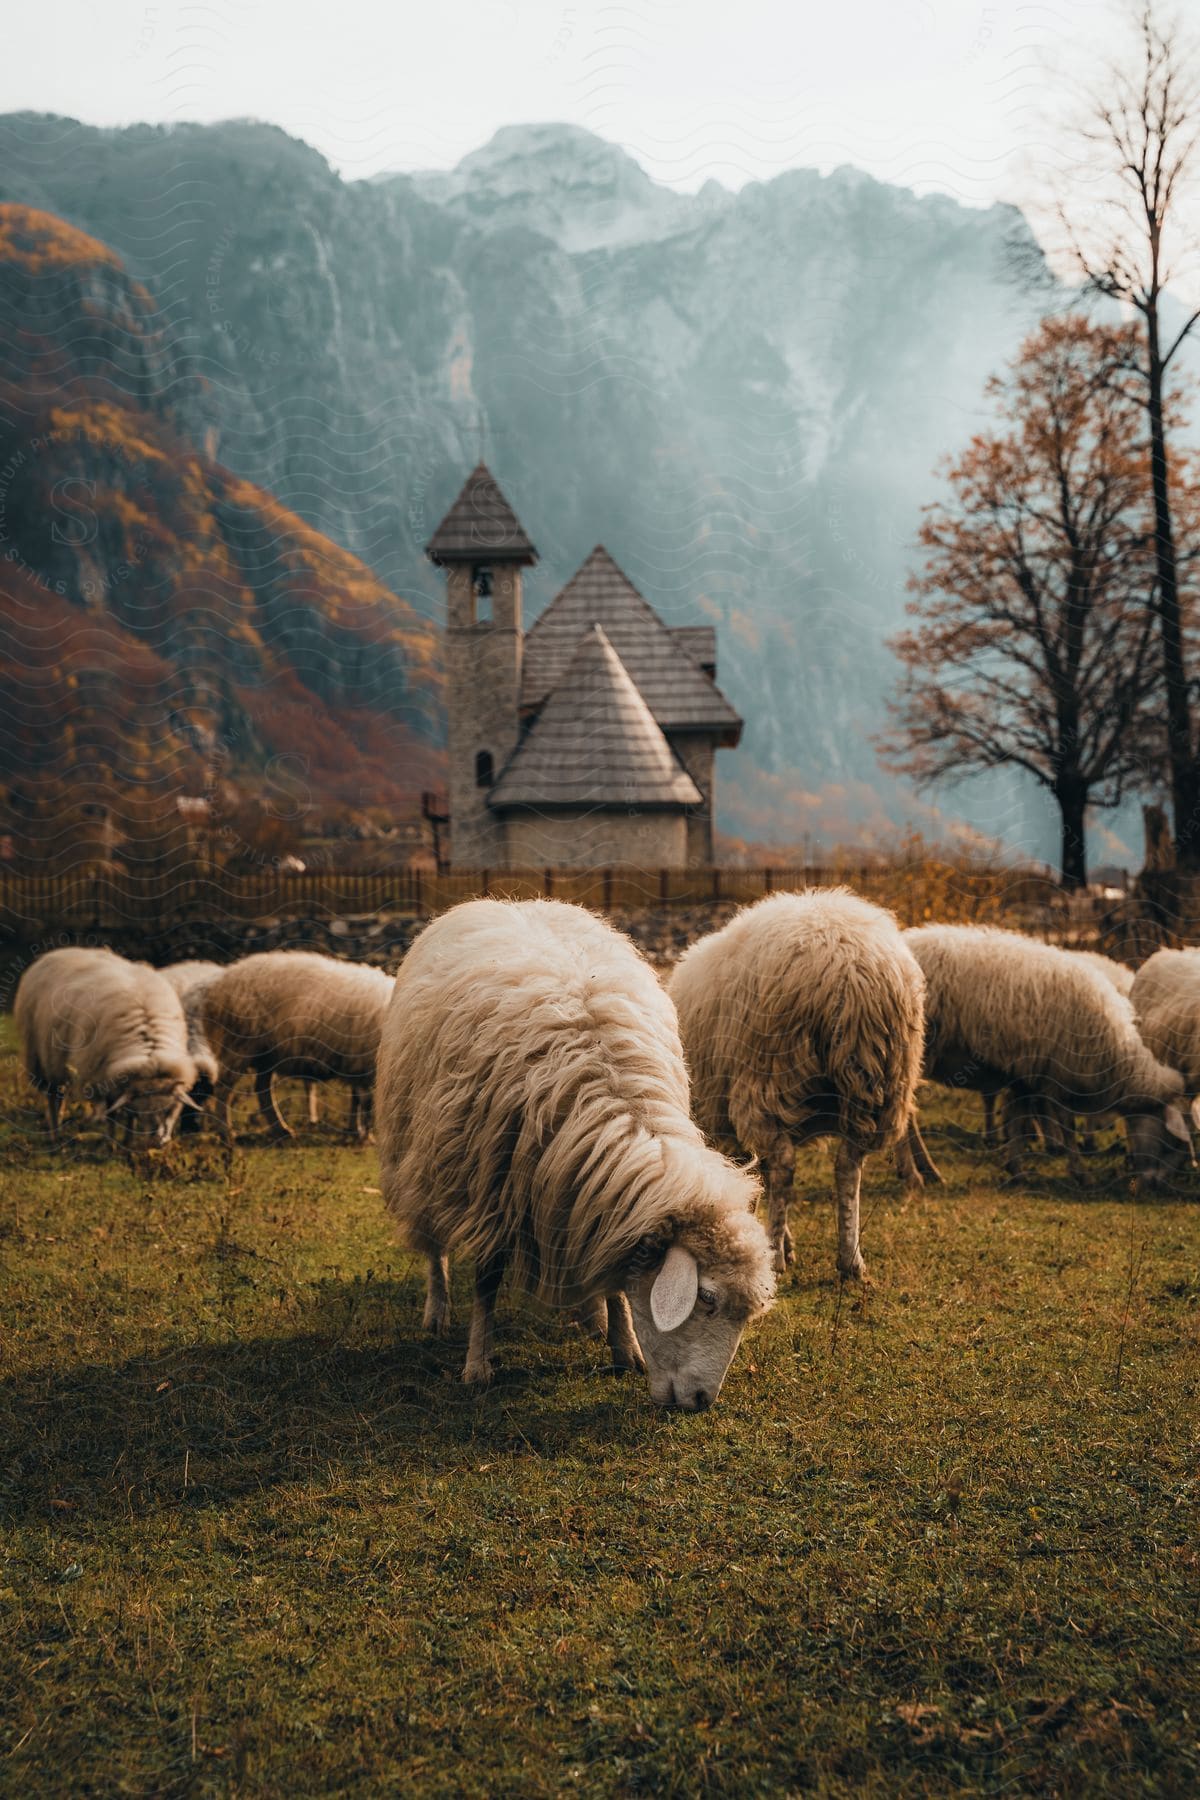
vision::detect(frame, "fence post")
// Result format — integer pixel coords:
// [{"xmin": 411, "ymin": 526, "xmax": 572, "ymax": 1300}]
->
[
  {"xmin": 544, "ymin": 867, "xmax": 553, "ymax": 898},
  {"xmin": 712, "ymin": 867, "xmax": 720, "ymax": 902},
  {"xmin": 659, "ymin": 868, "xmax": 668, "ymax": 905},
  {"xmin": 603, "ymin": 867, "xmax": 613, "ymax": 911},
  {"xmin": 764, "ymin": 866, "xmax": 773, "ymax": 895}
]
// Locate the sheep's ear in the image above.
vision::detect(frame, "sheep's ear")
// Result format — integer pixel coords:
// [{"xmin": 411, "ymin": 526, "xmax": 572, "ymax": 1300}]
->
[
  {"xmin": 177, "ymin": 1090, "xmax": 203, "ymax": 1111},
  {"xmin": 1164, "ymin": 1102, "xmax": 1191, "ymax": 1143},
  {"xmin": 650, "ymin": 1244, "xmax": 699, "ymax": 1333},
  {"xmin": 106, "ymin": 1090, "xmax": 131, "ymax": 1116}
]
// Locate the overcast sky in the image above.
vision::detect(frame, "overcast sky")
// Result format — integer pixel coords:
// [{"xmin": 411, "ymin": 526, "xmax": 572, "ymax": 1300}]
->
[{"xmin": 2, "ymin": 0, "xmax": 1133, "ymax": 212}]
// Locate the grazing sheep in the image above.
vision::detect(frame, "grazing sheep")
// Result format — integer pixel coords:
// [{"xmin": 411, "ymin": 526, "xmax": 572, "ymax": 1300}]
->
[
  {"xmin": 202, "ymin": 951, "xmax": 393, "ymax": 1143},
  {"xmin": 669, "ymin": 889, "xmax": 926, "ymax": 1281},
  {"xmin": 15, "ymin": 947, "xmax": 197, "ymax": 1145},
  {"xmin": 376, "ymin": 899, "xmax": 775, "ymax": 1410},
  {"xmin": 1131, "ymin": 948, "xmax": 1200, "ymax": 1105},
  {"xmin": 976, "ymin": 950, "xmax": 1135, "ymax": 1149},
  {"xmin": 905, "ymin": 925, "xmax": 1190, "ymax": 1185},
  {"xmin": 160, "ymin": 960, "xmax": 222, "ymax": 1127}
]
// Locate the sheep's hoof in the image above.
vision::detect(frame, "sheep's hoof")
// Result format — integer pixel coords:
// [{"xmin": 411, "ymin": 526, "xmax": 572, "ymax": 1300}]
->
[
  {"xmin": 838, "ymin": 1258, "xmax": 869, "ymax": 1284},
  {"xmin": 461, "ymin": 1358, "xmax": 493, "ymax": 1385},
  {"xmin": 605, "ymin": 1349, "xmax": 646, "ymax": 1376},
  {"xmin": 423, "ymin": 1304, "xmax": 449, "ymax": 1336}
]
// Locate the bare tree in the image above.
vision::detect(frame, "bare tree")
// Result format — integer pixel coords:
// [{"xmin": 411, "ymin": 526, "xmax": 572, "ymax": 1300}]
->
[
  {"xmin": 1062, "ymin": 4, "xmax": 1200, "ymax": 862},
  {"xmin": 881, "ymin": 316, "xmax": 1165, "ymax": 890}
]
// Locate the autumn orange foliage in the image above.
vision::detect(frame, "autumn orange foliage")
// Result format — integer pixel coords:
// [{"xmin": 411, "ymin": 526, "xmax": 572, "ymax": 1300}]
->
[{"xmin": 0, "ymin": 203, "xmax": 445, "ymax": 870}]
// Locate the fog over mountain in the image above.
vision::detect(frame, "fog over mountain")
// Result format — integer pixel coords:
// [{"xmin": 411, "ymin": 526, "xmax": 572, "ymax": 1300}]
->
[{"xmin": 1, "ymin": 110, "xmax": 1081, "ymax": 855}]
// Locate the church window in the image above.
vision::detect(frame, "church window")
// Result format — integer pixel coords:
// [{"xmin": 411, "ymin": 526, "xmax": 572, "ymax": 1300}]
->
[
  {"xmin": 475, "ymin": 749, "xmax": 494, "ymax": 788},
  {"xmin": 472, "ymin": 565, "xmax": 493, "ymax": 624}
]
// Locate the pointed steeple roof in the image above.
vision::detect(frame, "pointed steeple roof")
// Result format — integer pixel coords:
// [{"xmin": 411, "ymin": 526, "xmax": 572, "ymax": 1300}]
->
[
  {"xmin": 488, "ymin": 624, "xmax": 702, "ymax": 811},
  {"xmin": 425, "ymin": 463, "xmax": 537, "ymax": 564},
  {"xmin": 520, "ymin": 546, "xmax": 741, "ymax": 740}
]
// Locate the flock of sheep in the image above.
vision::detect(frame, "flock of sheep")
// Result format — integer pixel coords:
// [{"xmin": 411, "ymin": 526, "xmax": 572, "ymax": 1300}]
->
[{"xmin": 13, "ymin": 891, "xmax": 1200, "ymax": 1411}]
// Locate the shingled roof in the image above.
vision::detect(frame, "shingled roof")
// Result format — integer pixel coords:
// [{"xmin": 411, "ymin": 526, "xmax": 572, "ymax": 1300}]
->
[
  {"xmin": 488, "ymin": 625, "xmax": 702, "ymax": 811},
  {"xmin": 425, "ymin": 463, "xmax": 538, "ymax": 564},
  {"xmin": 520, "ymin": 547, "xmax": 741, "ymax": 740}
]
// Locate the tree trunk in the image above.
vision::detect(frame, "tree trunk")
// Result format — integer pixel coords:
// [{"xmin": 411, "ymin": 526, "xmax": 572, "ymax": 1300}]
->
[
  {"xmin": 1057, "ymin": 782, "xmax": 1088, "ymax": 891},
  {"xmin": 1146, "ymin": 316, "xmax": 1200, "ymax": 866}
]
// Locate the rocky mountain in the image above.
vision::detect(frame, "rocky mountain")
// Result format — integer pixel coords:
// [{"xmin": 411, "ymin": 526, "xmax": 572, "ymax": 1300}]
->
[
  {"xmin": 0, "ymin": 112, "xmax": 1054, "ymax": 852},
  {"xmin": 0, "ymin": 201, "xmax": 442, "ymax": 866}
]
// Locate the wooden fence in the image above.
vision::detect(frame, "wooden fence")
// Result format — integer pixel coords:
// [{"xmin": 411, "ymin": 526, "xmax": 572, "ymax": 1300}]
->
[{"xmin": 0, "ymin": 862, "xmax": 1065, "ymax": 937}]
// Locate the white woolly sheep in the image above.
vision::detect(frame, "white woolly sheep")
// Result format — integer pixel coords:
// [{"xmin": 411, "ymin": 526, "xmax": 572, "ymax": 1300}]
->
[
  {"xmin": 15, "ymin": 946, "xmax": 198, "ymax": 1145},
  {"xmin": 977, "ymin": 949, "xmax": 1135, "ymax": 1151},
  {"xmin": 160, "ymin": 960, "xmax": 222, "ymax": 1125},
  {"xmin": 376, "ymin": 898, "xmax": 775, "ymax": 1410},
  {"xmin": 201, "ymin": 951, "xmax": 394, "ymax": 1143},
  {"xmin": 668, "ymin": 889, "xmax": 926, "ymax": 1281},
  {"xmin": 905, "ymin": 925, "xmax": 1190, "ymax": 1185},
  {"xmin": 1131, "ymin": 948, "xmax": 1200, "ymax": 1109}
]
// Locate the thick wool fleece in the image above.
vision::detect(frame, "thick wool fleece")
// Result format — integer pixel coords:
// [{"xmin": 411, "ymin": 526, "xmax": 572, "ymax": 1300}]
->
[
  {"xmin": 669, "ymin": 888, "xmax": 926, "ymax": 1154},
  {"xmin": 160, "ymin": 960, "xmax": 223, "ymax": 1087},
  {"xmin": 15, "ymin": 947, "xmax": 195, "ymax": 1098},
  {"xmin": 1131, "ymin": 947, "xmax": 1200, "ymax": 1094},
  {"xmin": 201, "ymin": 951, "xmax": 393, "ymax": 1086},
  {"xmin": 1071, "ymin": 950, "xmax": 1135, "ymax": 998},
  {"xmin": 907, "ymin": 925, "xmax": 1182, "ymax": 1115},
  {"xmin": 375, "ymin": 898, "xmax": 774, "ymax": 1316}
]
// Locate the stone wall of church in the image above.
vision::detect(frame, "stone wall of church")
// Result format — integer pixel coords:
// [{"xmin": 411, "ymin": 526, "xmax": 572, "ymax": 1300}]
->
[
  {"xmin": 501, "ymin": 809, "xmax": 688, "ymax": 870},
  {"xmin": 669, "ymin": 734, "xmax": 716, "ymax": 866}
]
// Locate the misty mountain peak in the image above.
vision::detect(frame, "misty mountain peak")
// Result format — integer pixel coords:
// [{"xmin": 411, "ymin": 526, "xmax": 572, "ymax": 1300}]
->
[{"xmin": 409, "ymin": 121, "xmax": 696, "ymax": 251}]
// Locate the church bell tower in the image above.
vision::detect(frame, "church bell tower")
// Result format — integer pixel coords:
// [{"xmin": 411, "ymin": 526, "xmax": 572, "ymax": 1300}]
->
[{"xmin": 425, "ymin": 464, "xmax": 538, "ymax": 868}]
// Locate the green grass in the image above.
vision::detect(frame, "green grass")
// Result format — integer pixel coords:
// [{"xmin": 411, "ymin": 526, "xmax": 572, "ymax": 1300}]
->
[{"xmin": 2, "ymin": 1016, "xmax": 1199, "ymax": 1798}]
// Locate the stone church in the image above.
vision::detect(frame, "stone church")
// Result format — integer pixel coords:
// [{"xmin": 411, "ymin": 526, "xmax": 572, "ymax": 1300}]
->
[{"xmin": 426, "ymin": 464, "xmax": 743, "ymax": 869}]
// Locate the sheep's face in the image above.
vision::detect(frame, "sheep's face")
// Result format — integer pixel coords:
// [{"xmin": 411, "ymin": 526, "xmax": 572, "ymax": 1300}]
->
[
  {"xmin": 1125, "ymin": 1102, "xmax": 1193, "ymax": 1189},
  {"xmin": 625, "ymin": 1245, "xmax": 748, "ymax": 1412},
  {"xmin": 113, "ymin": 1084, "xmax": 188, "ymax": 1146}
]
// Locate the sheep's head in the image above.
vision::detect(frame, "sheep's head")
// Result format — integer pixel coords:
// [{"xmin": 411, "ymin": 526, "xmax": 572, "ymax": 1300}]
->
[
  {"xmin": 1124, "ymin": 1095, "xmax": 1197, "ymax": 1190},
  {"xmin": 623, "ymin": 1202, "xmax": 775, "ymax": 1412},
  {"xmin": 109, "ymin": 1080, "xmax": 196, "ymax": 1146}
]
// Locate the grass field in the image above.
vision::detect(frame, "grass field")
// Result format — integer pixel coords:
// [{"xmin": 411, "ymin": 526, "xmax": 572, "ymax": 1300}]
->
[{"xmin": 2, "ymin": 1015, "xmax": 1199, "ymax": 1797}]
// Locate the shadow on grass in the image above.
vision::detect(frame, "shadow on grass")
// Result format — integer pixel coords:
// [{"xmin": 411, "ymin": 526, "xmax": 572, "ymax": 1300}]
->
[{"xmin": 0, "ymin": 1302, "xmax": 663, "ymax": 1524}]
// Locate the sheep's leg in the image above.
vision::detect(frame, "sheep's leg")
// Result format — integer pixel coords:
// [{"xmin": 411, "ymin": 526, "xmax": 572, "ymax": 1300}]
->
[
  {"xmin": 1001, "ymin": 1091, "xmax": 1033, "ymax": 1179},
  {"xmin": 348, "ymin": 1085, "xmax": 371, "ymax": 1143},
  {"xmin": 1047, "ymin": 1099, "xmax": 1087, "ymax": 1182},
  {"xmin": 306, "ymin": 1081, "xmax": 320, "ymax": 1126},
  {"xmin": 834, "ymin": 1141, "xmax": 868, "ymax": 1281},
  {"xmin": 423, "ymin": 1252, "xmax": 450, "ymax": 1335},
  {"xmin": 463, "ymin": 1248, "xmax": 506, "ymax": 1384},
  {"xmin": 761, "ymin": 1139, "xmax": 796, "ymax": 1273},
  {"xmin": 212, "ymin": 1075, "xmax": 237, "ymax": 1146},
  {"xmin": 907, "ymin": 1120, "xmax": 943, "ymax": 1184},
  {"xmin": 253, "ymin": 1067, "xmax": 292, "ymax": 1141},
  {"xmin": 894, "ymin": 1124, "xmax": 924, "ymax": 1190},
  {"xmin": 981, "ymin": 1091, "xmax": 998, "ymax": 1148},
  {"xmin": 45, "ymin": 1086, "xmax": 63, "ymax": 1141},
  {"xmin": 605, "ymin": 1291, "xmax": 645, "ymax": 1374}
]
